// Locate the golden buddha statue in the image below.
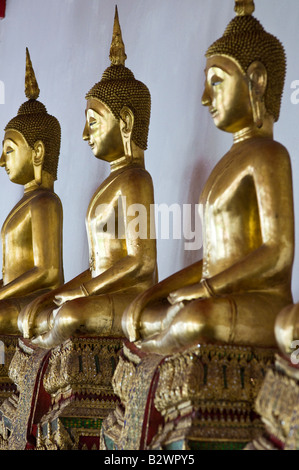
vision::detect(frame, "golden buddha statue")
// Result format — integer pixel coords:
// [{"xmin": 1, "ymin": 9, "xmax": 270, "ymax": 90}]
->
[
  {"xmin": 122, "ymin": 0, "xmax": 294, "ymax": 356},
  {"xmin": 0, "ymin": 49, "xmax": 63, "ymax": 336},
  {"xmin": 18, "ymin": 8, "xmax": 157, "ymax": 349}
]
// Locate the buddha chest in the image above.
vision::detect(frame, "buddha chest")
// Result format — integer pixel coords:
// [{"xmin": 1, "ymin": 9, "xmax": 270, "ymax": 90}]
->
[
  {"xmin": 200, "ymin": 150, "xmax": 262, "ymax": 278},
  {"xmin": 2, "ymin": 199, "xmax": 34, "ymax": 284}
]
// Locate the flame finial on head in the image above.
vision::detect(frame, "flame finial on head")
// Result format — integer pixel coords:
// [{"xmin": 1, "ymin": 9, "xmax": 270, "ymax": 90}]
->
[
  {"xmin": 234, "ymin": 0, "xmax": 255, "ymax": 16},
  {"xmin": 109, "ymin": 6, "xmax": 127, "ymax": 66},
  {"xmin": 25, "ymin": 47, "xmax": 40, "ymax": 100},
  {"xmin": 4, "ymin": 48, "xmax": 61, "ymax": 180},
  {"xmin": 86, "ymin": 6, "xmax": 151, "ymax": 150}
]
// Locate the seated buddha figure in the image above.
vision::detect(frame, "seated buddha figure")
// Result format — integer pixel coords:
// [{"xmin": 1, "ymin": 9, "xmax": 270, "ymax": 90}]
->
[
  {"xmin": 0, "ymin": 49, "xmax": 63, "ymax": 336},
  {"xmin": 18, "ymin": 9, "xmax": 157, "ymax": 349},
  {"xmin": 122, "ymin": 0, "xmax": 294, "ymax": 356}
]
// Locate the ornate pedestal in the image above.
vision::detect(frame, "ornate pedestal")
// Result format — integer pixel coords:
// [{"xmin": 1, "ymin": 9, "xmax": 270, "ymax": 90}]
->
[
  {"xmin": 0, "ymin": 336, "xmax": 123, "ymax": 450},
  {"xmin": 36, "ymin": 336, "xmax": 123, "ymax": 450},
  {"xmin": 245, "ymin": 354, "xmax": 299, "ymax": 450},
  {"xmin": 102, "ymin": 341, "xmax": 276, "ymax": 450},
  {"xmin": 0, "ymin": 338, "xmax": 50, "ymax": 450},
  {"xmin": 0, "ymin": 335, "xmax": 18, "ymax": 407}
]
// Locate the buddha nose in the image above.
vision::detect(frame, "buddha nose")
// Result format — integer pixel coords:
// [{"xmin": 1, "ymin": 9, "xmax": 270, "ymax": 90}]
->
[
  {"xmin": 201, "ymin": 86, "xmax": 211, "ymax": 107},
  {"xmin": 82, "ymin": 121, "xmax": 89, "ymax": 141},
  {"xmin": 0, "ymin": 152, "xmax": 5, "ymax": 167}
]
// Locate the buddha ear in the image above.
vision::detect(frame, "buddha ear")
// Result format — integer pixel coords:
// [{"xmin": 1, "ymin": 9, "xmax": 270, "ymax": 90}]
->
[
  {"xmin": 120, "ymin": 106, "xmax": 134, "ymax": 158},
  {"xmin": 32, "ymin": 140, "xmax": 45, "ymax": 185},
  {"xmin": 247, "ymin": 61, "xmax": 267, "ymax": 128}
]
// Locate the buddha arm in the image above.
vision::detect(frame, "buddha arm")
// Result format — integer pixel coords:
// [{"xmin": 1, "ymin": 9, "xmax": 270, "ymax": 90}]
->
[
  {"xmin": 0, "ymin": 193, "xmax": 63, "ymax": 300},
  {"xmin": 206, "ymin": 146, "xmax": 294, "ymax": 297},
  {"xmin": 122, "ymin": 259, "xmax": 203, "ymax": 341},
  {"xmin": 84, "ymin": 253, "xmax": 154, "ymax": 295},
  {"xmin": 136, "ymin": 259, "xmax": 203, "ymax": 304},
  {"xmin": 34, "ymin": 268, "xmax": 92, "ymax": 304}
]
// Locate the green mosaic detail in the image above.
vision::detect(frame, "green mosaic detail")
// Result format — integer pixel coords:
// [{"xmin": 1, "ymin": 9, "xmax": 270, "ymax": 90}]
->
[
  {"xmin": 165, "ymin": 440, "xmax": 185, "ymax": 450},
  {"xmin": 188, "ymin": 440, "xmax": 247, "ymax": 450},
  {"xmin": 61, "ymin": 417, "xmax": 103, "ymax": 430},
  {"xmin": 104, "ymin": 434, "xmax": 117, "ymax": 450}
]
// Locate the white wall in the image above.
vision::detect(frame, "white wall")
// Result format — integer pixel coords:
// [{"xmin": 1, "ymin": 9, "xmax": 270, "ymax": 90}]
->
[{"xmin": 0, "ymin": 0, "xmax": 298, "ymax": 300}]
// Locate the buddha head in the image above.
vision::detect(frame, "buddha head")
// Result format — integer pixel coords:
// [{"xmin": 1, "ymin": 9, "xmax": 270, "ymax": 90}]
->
[
  {"xmin": 202, "ymin": 0, "xmax": 286, "ymax": 133},
  {"xmin": 1, "ymin": 48, "xmax": 61, "ymax": 185},
  {"xmin": 83, "ymin": 7, "xmax": 151, "ymax": 162}
]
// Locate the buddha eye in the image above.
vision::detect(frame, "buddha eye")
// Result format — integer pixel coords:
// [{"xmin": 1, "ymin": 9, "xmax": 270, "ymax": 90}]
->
[
  {"xmin": 89, "ymin": 119, "xmax": 97, "ymax": 128},
  {"xmin": 5, "ymin": 147, "xmax": 13, "ymax": 155},
  {"xmin": 211, "ymin": 76, "xmax": 222, "ymax": 86}
]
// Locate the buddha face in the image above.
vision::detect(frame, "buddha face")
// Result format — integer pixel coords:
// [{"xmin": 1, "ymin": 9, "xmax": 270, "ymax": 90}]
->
[
  {"xmin": 202, "ymin": 55, "xmax": 253, "ymax": 133},
  {"xmin": 83, "ymin": 98, "xmax": 124, "ymax": 162},
  {"xmin": 0, "ymin": 129, "xmax": 35, "ymax": 184}
]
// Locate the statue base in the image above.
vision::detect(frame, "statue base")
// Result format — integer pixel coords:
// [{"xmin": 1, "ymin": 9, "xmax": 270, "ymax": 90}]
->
[
  {"xmin": 245, "ymin": 354, "xmax": 299, "ymax": 450},
  {"xmin": 0, "ymin": 338, "xmax": 50, "ymax": 450},
  {"xmin": 0, "ymin": 335, "xmax": 18, "ymax": 407},
  {"xmin": 0, "ymin": 336, "xmax": 123, "ymax": 450},
  {"xmin": 102, "ymin": 340, "xmax": 276, "ymax": 450}
]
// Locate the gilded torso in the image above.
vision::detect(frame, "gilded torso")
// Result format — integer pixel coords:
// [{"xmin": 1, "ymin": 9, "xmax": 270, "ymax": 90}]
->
[
  {"xmin": 200, "ymin": 137, "xmax": 294, "ymax": 294},
  {"xmin": 86, "ymin": 165, "xmax": 156, "ymax": 289},
  {"xmin": 2, "ymin": 195, "xmax": 34, "ymax": 284},
  {"xmin": 86, "ymin": 172, "xmax": 127, "ymax": 276},
  {"xmin": 2, "ymin": 189, "xmax": 63, "ymax": 287}
]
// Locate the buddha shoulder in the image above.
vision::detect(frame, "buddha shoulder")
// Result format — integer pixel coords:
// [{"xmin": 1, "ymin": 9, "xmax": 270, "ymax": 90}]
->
[
  {"xmin": 2, "ymin": 190, "xmax": 62, "ymax": 238},
  {"xmin": 246, "ymin": 138, "xmax": 289, "ymax": 160},
  {"xmin": 105, "ymin": 166, "xmax": 154, "ymax": 198},
  {"xmin": 25, "ymin": 189, "xmax": 63, "ymax": 215},
  {"xmin": 29, "ymin": 188, "xmax": 61, "ymax": 204},
  {"xmin": 234, "ymin": 138, "xmax": 291, "ymax": 174},
  {"xmin": 118, "ymin": 166, "xmax": 153, "ymax": 187},
  {"xmin": 88, "ymin": 167, "xmax": 154, "ymax": 214}
]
